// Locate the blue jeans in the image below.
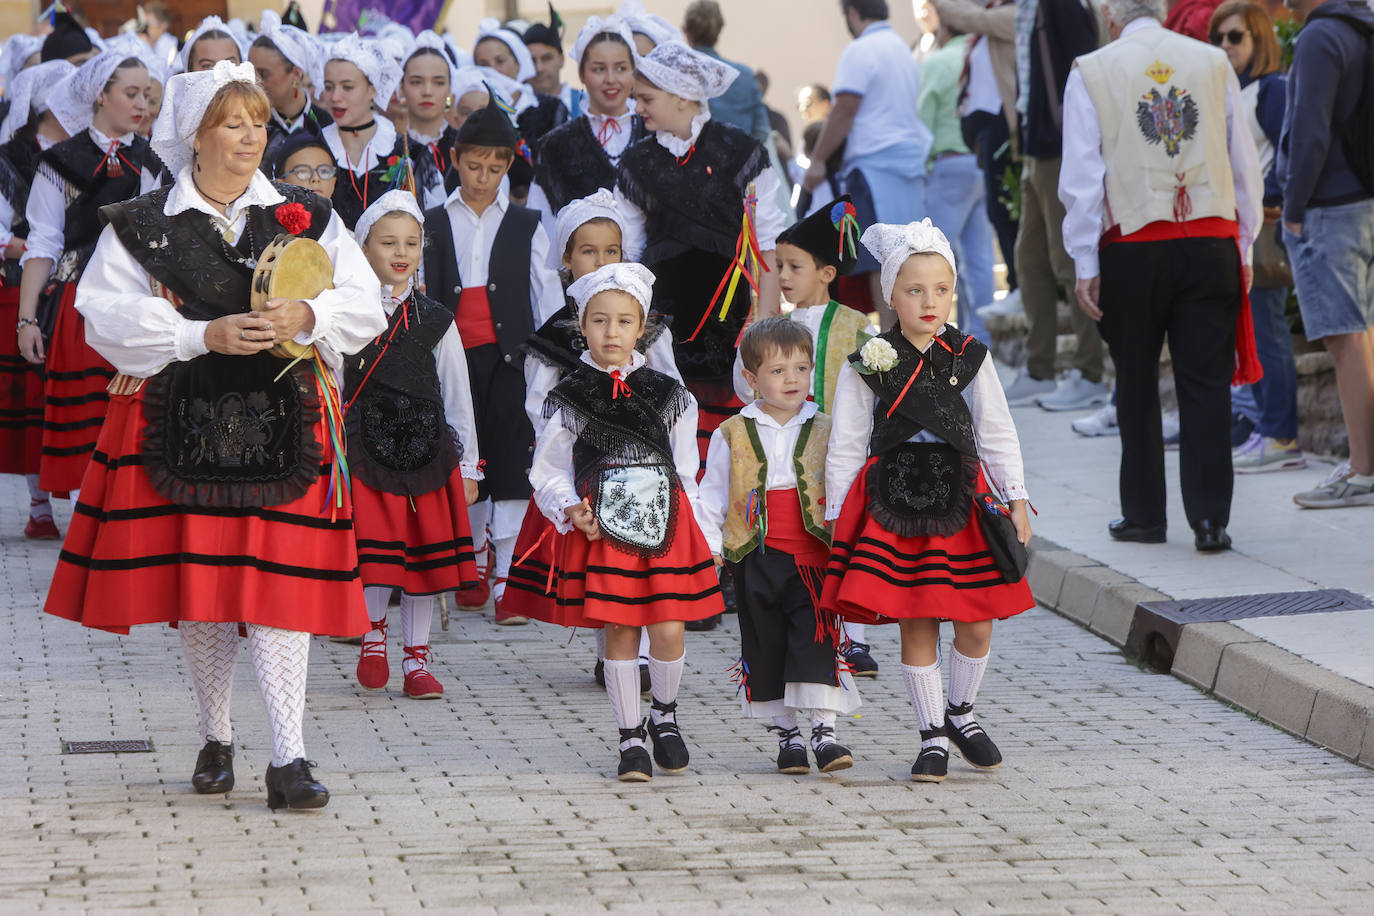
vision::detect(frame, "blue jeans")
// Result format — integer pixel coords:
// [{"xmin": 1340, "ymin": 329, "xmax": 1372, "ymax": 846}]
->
[
  {"xmin": 925, "ymin": 153, "xmax": 996, "ymax": 343},
  {"xmin": 1246, "ymin": 284, "xmax": 1300, "ymax": 439}
]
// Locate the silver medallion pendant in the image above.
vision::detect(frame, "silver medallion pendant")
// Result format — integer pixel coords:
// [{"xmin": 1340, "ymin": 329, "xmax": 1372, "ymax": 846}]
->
[{"xmin": 949, "ymin": 376, "xmax": 958, "ymax": 386}]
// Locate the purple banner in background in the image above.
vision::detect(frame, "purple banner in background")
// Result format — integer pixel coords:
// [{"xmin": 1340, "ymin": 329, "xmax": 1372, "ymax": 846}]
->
[{"xmin": 326, "ymin": 0, "xmax": 447, "ymax": 34}]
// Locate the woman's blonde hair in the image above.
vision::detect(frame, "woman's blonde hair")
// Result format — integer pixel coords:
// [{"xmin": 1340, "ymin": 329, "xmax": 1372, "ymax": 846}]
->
[{"xmin": 197, "ymin": 80, "xmax": 271, "ymax": 135}]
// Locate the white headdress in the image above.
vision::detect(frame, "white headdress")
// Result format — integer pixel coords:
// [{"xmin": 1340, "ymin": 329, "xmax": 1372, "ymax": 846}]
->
[
  {"xmin": 47, "ymin": 51, "xmax": 142, "ymax": 139},
  {"xmin": 405, "ymin": 32, "xmax": 461, "ymax": 101},
  {"xmin": 474, "ymin": 18, "xmax": 535, "ymax": 83},
  {"xmin": 104, "ymin": 32, "xmax": 168, "ymax": 86},
  {"xmin": 459, "ymin": 67, "xmax": 534, "ymax": 115},
  {"xmin": 377, "ymin": 23, "xmax": 417, "ymax": 59},
  {"xmin": 443, "ymin": 34, "xmax": 473, "ymax": 69},
  {"xmin": 571, "ymin": 15, "xmax": 637, "ymax": 65},
  {"xmin": 151, "ymin": 60, "xmax": 259, "ymax": 177},
  {"xmin": 172, "ymin": 17, "xmax": 245, "ymax": 76},
  {"xmin": 861, "ymin": 220, "xmax": 959, "ymax": 306},
  {"xmin": 0, "ymin": 34, "xmax": 42, "ymax": 90},
  {"xmin": 355, "ymin": 189, "xmax": 425, "ymax": 247},
  {"xmin": 84, "ymin": 28, "xmax": 107, "ymax": 53},
  {"xmin": 0, "ymin": 59, "xmax": 75, "ymax": 144},
  {"xmin": 567, "ymin": 262, "xmax": 655, "ymax": 319},
  {"xmin": 555, "ymin": 189, "xmax": 627, "ymax": 260},
  {"xmin": 326, "ymin": 33, "xmax": 402, "ymax": 109},
  {"xmin": 617, "ymin": 0, "xmax": 684, "ymax": 47},
  {"xmin": 257, "ymin": 10, "xmax": 320, "ymax": 86},
  {"xmin": 635, "ymin": 41, "xmax": 737, "ymax": 102}
]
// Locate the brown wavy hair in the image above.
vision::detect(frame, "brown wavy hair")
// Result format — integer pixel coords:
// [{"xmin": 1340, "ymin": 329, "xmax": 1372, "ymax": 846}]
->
[{"xmin": 1209, "ymin": 1, "xmax": 1282, "ymax": 77}]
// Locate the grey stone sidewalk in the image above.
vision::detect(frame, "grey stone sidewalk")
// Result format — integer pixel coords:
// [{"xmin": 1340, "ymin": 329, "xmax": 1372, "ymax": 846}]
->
[{"xmin": 4, "ymin": 489, "xmax": 1374, "ymax": 912}]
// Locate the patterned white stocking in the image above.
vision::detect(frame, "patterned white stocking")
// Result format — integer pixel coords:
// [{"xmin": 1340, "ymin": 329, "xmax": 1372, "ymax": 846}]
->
[
  {"xmin": 245, "ymin": 625, "xmax": 309, "ymax": 767},
  {"xmin": 179, "ymin": 621, "xmax": 238, "ymax": 744},
  {"xmin": 400, "ymin": 594, "xmax": 435, "ymax": 674}
]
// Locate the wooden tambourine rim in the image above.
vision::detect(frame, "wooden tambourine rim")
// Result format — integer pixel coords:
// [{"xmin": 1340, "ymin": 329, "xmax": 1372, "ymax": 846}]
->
[{"xmin": 252, "ymin": 234, "xmax": 334, "ymax": 360}]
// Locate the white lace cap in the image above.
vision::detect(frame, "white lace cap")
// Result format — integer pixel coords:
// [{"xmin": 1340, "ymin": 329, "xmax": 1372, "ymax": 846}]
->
[
  {"xmin": 0, "ymin": 59, "xmax": 75, "ymax": 143},
  {"xmin": 172, "ymin": 17, "xmax": 245, "ymax": 76},
  {"xmin": 617, "ymin": 0, "xmax": 683, "ymax": 47},
  {"xmin": 151, "ymin": 60, "xmax": 259, "ymax": 177},
  {"xmin": 568, "ymin": 262, "xmax": 655, "ymax": 320},
  {"xmin": 84, "ymin": 28, "xmax": 107, "ymax": 53},
  {"xmin": 355, "ymin": 188, "xmax": 425, "ymax": 247},
  {"xmin": 555, "ymin": 189, "xmax": 628, "ymax": 260},
  {"xmin": 378, "ymin": 23, "xmax": 417, "ymax": 58},
  {"xmin": 634, "ymin": 41, "xmax": 737, "ymax": 102},
  {"xmin": 105, "ymin": 32, "xmax": 168, "ymax": 86},
  {"xmin": 474, "ymin": 18, "xmax": 535, "ymax": 83},
  {"xmin": 467, "ymin": 67, "xmax": 534, "ymax": 115},
  {"xmin": 48, "ymin": 51, "xmax": 141, "ymax": 139},
  {"xmin": 325, "ymin": 33, "xmax": 402, "ymax": 110},
  {"xmin": 1, "ymin": 34, "xmax": 42, "ymax": 90},
  {"xmin": 861, "ymin": 219, "xmax": 959, "ymax": 307},
  {"xmin": 257, "ymin": 10, "xmax": 320, "ymax": 86},
  {"xmin": 571, "ymin": 15, "xmax": 637, "ymax": 65},
  {"xmin": 405, "ymin": 32, "xmax": 461, "ymax": 100}
]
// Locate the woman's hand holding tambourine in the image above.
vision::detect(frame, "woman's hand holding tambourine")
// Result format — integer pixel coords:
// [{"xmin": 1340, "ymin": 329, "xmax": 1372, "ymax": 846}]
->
[
  {"xmin": 260, "ymin": 297, "xmax": 316, "ymax": 342},
  {"xmin": 205, "ymin": 312, "xmax": 279, "ymax": 355}
]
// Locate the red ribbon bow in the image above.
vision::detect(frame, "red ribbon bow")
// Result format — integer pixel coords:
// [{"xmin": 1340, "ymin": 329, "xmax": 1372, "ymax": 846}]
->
[
  {"xmin": 609, "ymin": 369, "xmax": 632, "ymax": 399},
  {"xmin": 595, "ymin": 116, "xmax": 622, "ymax": 147}
]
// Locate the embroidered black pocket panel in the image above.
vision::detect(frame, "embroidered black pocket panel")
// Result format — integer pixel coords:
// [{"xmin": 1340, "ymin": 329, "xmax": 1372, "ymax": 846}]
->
[
  {"xmin": 142, "ymin": 352, "xmax": 322, "ymax": 508},
  {"xmin": 347, "ymin": 385, "xmax": 462, "ymax": 498},
  {"xmin": 867, "ymin": 442, "xmax": 978, "ymax": 538}
]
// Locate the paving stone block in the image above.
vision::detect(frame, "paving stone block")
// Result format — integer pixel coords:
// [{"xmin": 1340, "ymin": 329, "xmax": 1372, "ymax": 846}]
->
[
  {"xmin": 1307, "ymin": 682, "xmax": 1374, "ymax": 760},
  {"xmin": 1027, "ymin": 549, "xmax": 1099, "ymax": 610},
  {"xmin": 1214, "ymin": 641, "xmax": 1293, "ymax": 714},
  {"xmin": 1056, "ymin": 566, "xmax": 1132, "ymax": 627},
  {"xmin": 1254, "ymin": 654, "xmax": 1331, "ymax": 737},
  {"xmin": 1171, "ymin": 623, "xmax": 1261, "ymax": 691},
  {"xmin": 1090, "ymin": 582, "xmax": 1169, "ymax": 648}
]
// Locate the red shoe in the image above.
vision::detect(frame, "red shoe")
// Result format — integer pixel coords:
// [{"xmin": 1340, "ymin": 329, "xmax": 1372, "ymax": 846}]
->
[
  {"xmin": 24, "ymin": 516, "xmax": 60, "ymax": 539},
  {"xmin": 454, "ymin": 551, "xmax": 492, "ymax": 609},
  {"xmin": 402, "ymin": 646, "xmax": 443, "ymax": 699},
  {"xmin": 356, "ymin": 619, "xmax": 389, "ymax": 689}
]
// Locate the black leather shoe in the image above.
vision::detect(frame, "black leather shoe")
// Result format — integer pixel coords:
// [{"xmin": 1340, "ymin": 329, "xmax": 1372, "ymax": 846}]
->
[
  {"xmin": 1108, "ymin": 518, "xmax": 1166, "ymax": 543},
  {"xmin": 617, "ymin": 722, "xmax": 652, "ymax": 782},
  {"xmin": 811, "ymin": 724, "xmax": 853, "ymax": 773},
  {"xmin": 945, "ymin": 705, "xmax": 1002, "ymax": 770},
  {"xmin": 647, "ymin": 699, "xmax": 690, "ymax": 772},
  {"xmin": 265, "ymin": 758, "xmax": 329, "ymax": 811},
  {"xmin": 1194, "ymin": 520, "xmax": 1232, "ymax": 552},
  {"xmin": 910, "ymin": 727, "xmax": 949, "ymax": 783},
  {"xmin": 767, "ymin": 725, "xmax": 809, "ymax": 774},
  {"xmin": 593, "ymin": 659, "xmax": 605, "ymax": 687},
  {"xmin": 192, "ymin": 739, "xmax": 234, "ymax": 794}
]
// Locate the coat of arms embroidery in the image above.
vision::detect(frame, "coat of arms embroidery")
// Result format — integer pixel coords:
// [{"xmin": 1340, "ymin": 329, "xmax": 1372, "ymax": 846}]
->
[{"xmin": 1136, "ymin": 86, "xmax": 1198, "ymax": 158}]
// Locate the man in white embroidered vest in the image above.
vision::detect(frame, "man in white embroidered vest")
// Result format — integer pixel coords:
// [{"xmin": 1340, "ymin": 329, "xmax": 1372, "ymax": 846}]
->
[{"xmin": 1059, "ymin": 0, "xmax": 1261, "ymax": 551}]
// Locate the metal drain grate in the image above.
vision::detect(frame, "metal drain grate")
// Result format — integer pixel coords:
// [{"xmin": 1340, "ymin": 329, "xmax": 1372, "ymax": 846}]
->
[
  {"xmin": 61, "ymin": 739, "xmax": 155, "ymax": 754},
  {"xmin": 1129, "ymin": 589, "xmax": 1373, "ymax": 672}
]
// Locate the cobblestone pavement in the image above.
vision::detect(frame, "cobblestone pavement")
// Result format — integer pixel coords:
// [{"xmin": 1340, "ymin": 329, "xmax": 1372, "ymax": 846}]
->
[{"xmin": 4, "ymin": 495, "xmax": 1374, "ymax": 913}]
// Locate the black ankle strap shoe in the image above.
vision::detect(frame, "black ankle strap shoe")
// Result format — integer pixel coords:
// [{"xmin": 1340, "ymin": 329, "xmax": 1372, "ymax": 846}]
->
[
  {"xmin": 265, "ymin": 758, "xmax": 329, "ymax": 811},
  {"xmin": 647, "ymin": 698, "xmax": 690, "ymax": 773},
  {"xmin": 192, "ymin": 739, "xmax": 234, "ymax": 795},
  {"xmin": 945, "ymin": 704, "xmax": 1002, "ymax": 770}
]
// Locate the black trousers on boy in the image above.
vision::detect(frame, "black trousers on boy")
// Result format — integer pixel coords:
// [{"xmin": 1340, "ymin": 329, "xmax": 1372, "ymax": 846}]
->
[{"xmin": 731, "ymin": 550, "xmax": 838, "ymax": 705}]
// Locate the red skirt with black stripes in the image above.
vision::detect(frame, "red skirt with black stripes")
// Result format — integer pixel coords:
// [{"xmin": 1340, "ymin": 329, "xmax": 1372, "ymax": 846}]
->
[
  {"xmin": 351, "ymin": 472, "xmax": 479, "ymax": 595},
  {"xmin": 44, "ymin": 387, "xmax": 369, "ymax": 636},
  {"xmin": 499, "ymin": 497, "xmax": 560, "ymax": 621},
  {"xmin": 41, "ymin": 282, "xmax": 114, "ymax": 492},
  {"xmin": 0, "ymin": 287, "xmax": 44, "ymax": 474},
  {"xmin": 821, "ymin": 459, "xmax": 1033, "ymax": 625}
]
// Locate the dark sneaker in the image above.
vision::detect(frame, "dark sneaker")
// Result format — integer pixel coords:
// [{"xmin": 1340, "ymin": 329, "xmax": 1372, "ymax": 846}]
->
[
  {"xmin": 843, "ymin": 640, "xmax": 879, "ymax": 677},
  {"xmin": 768, "ymin": 725, "xmax": 809, "ymax": 774}
]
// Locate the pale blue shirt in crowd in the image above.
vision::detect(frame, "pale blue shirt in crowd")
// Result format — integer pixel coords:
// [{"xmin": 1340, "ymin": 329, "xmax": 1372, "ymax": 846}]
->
[{"xmin": 832, "ymin": 21, "xmax": 933, "ymax": 166}]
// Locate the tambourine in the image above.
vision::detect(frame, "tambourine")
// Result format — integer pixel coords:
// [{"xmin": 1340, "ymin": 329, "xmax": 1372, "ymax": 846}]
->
[{"xmin": 251, "ymin": 233, "xmax": 334, "ymax": 360}]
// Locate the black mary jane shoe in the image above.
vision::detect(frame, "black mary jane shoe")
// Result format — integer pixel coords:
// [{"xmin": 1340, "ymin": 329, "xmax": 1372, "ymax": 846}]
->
[
  {"xmin": 811, "ymin": 725, "xmax": 854, "ymax": 773},
  {"xmin": 945, "ymin": 704, "xmax": 1003, "ymax": 770},
  {"xmin": 843, "ymin": 641, "xmax": 879, "ymax": 678},
  {"xmin": 910, "ymin": 727, "xmax": 949, "ymax": 783},
  {"xmin": 617, "ymin": 722, "xmax": 653, "ymax": 783},
  {"xmin": 192, "ymin": 739, "xmax": 234, "ymax": 795},
  {"xmin": 1193, "ymin": 520, "xmax": 1232, "ymax": 552},
  {"xmin": 265, "ymin": 758, "xmax": 330, "ymax": 811},
  {"xmin": 647, "ymin": 699, "xmax": 690, "ymax": 773},
  {"xmin": 767, "ymin": 725, "xmax": 810, "ymax": 775},
  {"xmin": 1108, "ymin": 518, "xmax": 1166, "ymax": 543}
]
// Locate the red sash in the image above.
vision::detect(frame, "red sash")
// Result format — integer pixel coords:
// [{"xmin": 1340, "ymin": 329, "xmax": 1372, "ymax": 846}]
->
[
  {"xmin": 455, "ymin": 287, "xmax": 498, "ymax": 348},
  {"xmin": 762, "ymin": 487, "xmax": 829, "ymax": 567}
]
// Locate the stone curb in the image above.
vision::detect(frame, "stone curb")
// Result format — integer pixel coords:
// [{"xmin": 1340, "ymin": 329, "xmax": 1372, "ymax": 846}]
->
[{"xmin": 1027, "ymin": 538, "xmax": 1374, "ymax": 768}]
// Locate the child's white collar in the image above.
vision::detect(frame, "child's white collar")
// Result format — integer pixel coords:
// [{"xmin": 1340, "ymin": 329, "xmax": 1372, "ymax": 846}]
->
[{"xmin": 579, "ymin": 348, "xmax": 646, "ymax": 375}]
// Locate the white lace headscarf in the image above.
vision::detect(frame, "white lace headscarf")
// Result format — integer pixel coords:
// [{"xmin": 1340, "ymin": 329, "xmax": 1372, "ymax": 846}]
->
[
  {"xmin": 0, "ymin": 59, "xmax": 75, "ymax": 143},
  {"xmin": 568, "ymin": 262, "xmax": 655, "ymax": 320},
  {"xmin": 405, "ymin": 31, "xmax": 460, "ymax": 99},
  {"xmin": 474, "ymin": 18, "xmax": 535, "ymax": 83},
  {"xmin": 861, "ymin": 219, "xmax": 959, "ymax": 306},
  {"xmin": 355, "ymin": 188, "xmax": 425, "ymax": 247},
  {"xmin": 325, "ymin": 33, "xmax": 402, "ymax": 110},
  {"xmin": 257, "ymin": 10, "xmax": 320, "ymax": 87},
  {"xmin": 571, "ymin": 15, "xmax": 638, "ymax": 66},
  {"xmin": 635, "ymin": 41, "xmax": 737, "ymax": 102},
  {"xmin": 172, "ymin": 17, "xmax": 245, "ymax": 76},
  {"xmin": 151, "ymin": 60, "xmax": 259, "ymax": 177},
  {"xmin": 104, "ymin": 32, "xmax": 168, "ymax": 87},
  {"xmin": 451, "ymin": 67, "xmax": 534, "ymax": 116},
  {"xmin": 555, "ymin": 188, "xmax": 628, "ymax": 259},
  {"xmin": 47, "ymin": 51, "xmax": 143, "ymax": 138},
  {"xmin": 617, "ymin": 0, "xmax": 684, "ymax": 48},
  {"xmin": 0, "ymin": 34, "xmax": 42, "ymax": 92}
]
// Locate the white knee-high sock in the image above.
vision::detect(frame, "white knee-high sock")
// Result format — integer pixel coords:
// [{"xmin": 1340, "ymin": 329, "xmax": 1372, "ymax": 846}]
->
[
  {"xmin": 179, "ymin": 621, "xmax": 238, "ymax": 744},
  {"xmin": 638, "ymin": 629, "xmax": 651, "ymax": 662},
  {"xmin": 647, "ymin": 653, "xmax": 684, "ymax": 724},
  {"xmin": 902, "ymin": 662, "xmax": 948, "ymax": 751},
  {"xmin": 490, "ymin": 534, "xmax": 517, "ymax": 602},
  {"xmin": 363, "ymin": 586, "xmax": 390, "ymax": 635},
  {"xmin": 245, "ymin": 625, "xmax": 310, "ymax": 767},
  {"xmin": 400, "ymin": 594, "xmax": 435, "ymax": 674},
  {"xmin": 603, "ymin": 659, "xmax": 643, "ymax": 749},
  {"xmin": 810, "ymin": 709, "xmax": 838, "ymax": 748},
  {"xmin": 771, "ymin": 710, "xmax": 802, "ymax": 743},
  {"xmin": 25, "ymin": 475, "xmax": 51, "ymax": 520},
  {"xmin": 948, "ymin": 646, "xmax": 990, "ymax": 728},
  {"xmin": 843, "ymin": 621, "xmax": 866, "ymax": 645}
]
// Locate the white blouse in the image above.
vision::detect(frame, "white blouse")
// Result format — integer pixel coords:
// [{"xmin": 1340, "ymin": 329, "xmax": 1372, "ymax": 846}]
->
[
  {"xmin": 697, "ymin": 400, "xmax": 820, "ymax": 557},
  {"xmin": 530, "ymin": 350, "xmax": 701, "ymax": 534},
  {"xmin": 75, "ymin": 168, "xmax": 386, "ymax": 378},
  {"xmin": 824, "ymin": 333, "xmax": 1028, "ymax": 520},
  {"xmin": 322, "ymin": 115, "xmax": 397, "ymax": 176}
]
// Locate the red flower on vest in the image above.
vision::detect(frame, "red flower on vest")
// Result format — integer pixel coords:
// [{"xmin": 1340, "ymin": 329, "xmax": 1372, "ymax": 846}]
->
[{"xmin": 275, "ymin": 202, "xmax": 312, "ymax": 235}]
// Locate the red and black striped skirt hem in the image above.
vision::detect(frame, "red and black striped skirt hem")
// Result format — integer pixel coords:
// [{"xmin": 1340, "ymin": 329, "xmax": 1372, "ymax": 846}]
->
[
  {"xmin": 351, "ymin": 472, "xmax": 479, "ymax": 595},
  {"xmin": 40, "ymin": 282, "xmax": 113, "ymax": 492}
]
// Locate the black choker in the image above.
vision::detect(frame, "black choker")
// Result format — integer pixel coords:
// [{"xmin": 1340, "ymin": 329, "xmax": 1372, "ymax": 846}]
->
[
  {"xmin": 193, "ymin": 177, "xmax": 242, "ymax": 209},
  {"xmin": 339, "ymin": 119, "xmax": 376, "ymax": 134}
]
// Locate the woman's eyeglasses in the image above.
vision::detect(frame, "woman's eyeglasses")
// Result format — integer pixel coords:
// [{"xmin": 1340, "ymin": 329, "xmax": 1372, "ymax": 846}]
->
[
  {"xmin": 284, "ymin": 164, "xmax": 338, "ymax": 182},
  {"xmin": 1210, "ymin": 29, "xmax": 1248, "ymax": 46}
]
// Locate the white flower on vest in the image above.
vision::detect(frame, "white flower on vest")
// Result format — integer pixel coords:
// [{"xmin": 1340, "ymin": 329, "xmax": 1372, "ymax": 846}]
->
[{"xmin": 858, "ymin": 337, "xmax": 898, "ymax": 375}]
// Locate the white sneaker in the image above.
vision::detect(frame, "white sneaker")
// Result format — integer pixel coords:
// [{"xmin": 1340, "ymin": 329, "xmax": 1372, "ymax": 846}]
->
[
  {"xmin": 1232, "ymin": 433, "xmax": 1307, "ymax": 473},
  {"xmin": 1002, "ymin": 368, "xmax": 1057, "ymax": 407},
  {"xmin": 977, "ymin": 288, "xmax": 1024, "ymax": 319},
  {"xmin": 1071, "ymin": 403, "xmax": 1118, "ymax": 437},
  {"xmin": 1293, "ymin": 466, "xmax": 1374, "ymax": 509},
  {"xmin": 1037, "ymin": 370, "xmax": 1110, "ymax": 411}
]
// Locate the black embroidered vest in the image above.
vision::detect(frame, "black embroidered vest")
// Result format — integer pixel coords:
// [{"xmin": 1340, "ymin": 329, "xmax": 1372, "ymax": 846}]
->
[
  {"xmin": 102, "ymin": 183, "xmax": 334, "ymax": 508},
  {"xmin": 534, "ymin": 115, "xmax": 646, "ymax": 213},
  {"xmin": 43, "ymin": 131, "xmax": 163, "ymax": 255},
  {"xmin": 342, "ymin": 291, "xmax": 463, "ymax": 497},
  {"xmin": 0, "ymin": 136, "xmax": 34, "ymax": 287},
  {"xmin": 525, "ymin": 298, "xmax": 671, "ymax": 375},
  {"xmin": 330, "ymin": 133, "xmax": 426, "ymax": 230}
]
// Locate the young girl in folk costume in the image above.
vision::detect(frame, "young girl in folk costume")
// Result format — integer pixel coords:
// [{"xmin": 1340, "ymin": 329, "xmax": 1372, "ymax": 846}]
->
[
  {"xmin": 400, "ymin": 32, "xmax": 461, "ymax": 204},
  {"xmin": 472, "ymin": 18, "xmax": 568, "ymax": 145},
  {"xmin": 822, "ymin": 221, "xmax": 1034, "ymax": 783},
  {"xmin": 319, "ymin": 34, "xmax": 441, "ymax": 229},
  {"xmin": 173, "ymin": 17, "xmax": 243, "ymax": 74},
  {"xmin": 17, "ymin": 52, "xmax": 166, "ymax": 496},
  {"xmin": 346, "ymin": 191, "xmax": 482, "ymax": 699},
  {"xmin": 251, "ymin": 11, "xmax": 331, "ymax": 158},
  {"xmin": 531, "ymin": 262, "xmax": 724, "ymax": 782},
  {"xmin": 0, "ymin": 59, "xmax": 73, "ymax": 538},
  {"xmin": 699, "ymin": 317, "xmax": 860, "ymax": 775}
]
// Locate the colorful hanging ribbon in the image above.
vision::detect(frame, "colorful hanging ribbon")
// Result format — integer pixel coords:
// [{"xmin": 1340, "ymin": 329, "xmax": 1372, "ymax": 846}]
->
[
  {"xmin": 688, "ymin": 186, "xmax": 768, "ymax": 344},
  {"xmin": 830, "ymin": 199, "xmax": 860, "ymax": 261}
]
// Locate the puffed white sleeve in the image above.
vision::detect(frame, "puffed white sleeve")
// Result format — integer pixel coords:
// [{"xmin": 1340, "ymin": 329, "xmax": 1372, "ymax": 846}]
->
[
  {"xmin": 523, "ymin": 354, "xmax": 560, "ymax": 434},
  {"xmin": 752, "ymin": 165, "xmax": 787, "ymax": 251},
  {"xmin": 435, "ymin": 323, "xmax": 482, "ymax": 480},
  {"xmin": 731, "ymin": 347, "xmax": 754, "ymax": 405},
  {"xmin": 298, "ymin": 211, "xmax": 386, "ymax": 370},
  {"xmin": 969, "ymin": 356, "xmax": 1028, "ymax": 503},
  {"xmin": 0, "ymin": 191, "xmax": 14, "ymax": 250},
  {"xmin": 824, "ymin": 363, "xmax": 874, "ymax": 521},
  {"xmin": 643, "ymin": 326, "xmax": 682, "ymax": 382},
  {"xmin": 529, "ymin": 407, "xmax": 581, "ymax": 533},
  {"xmin": 529, "ymin": 224, "xmax": 567, "ymax": 325},
  {"xmin": 20, "ymin": 165, "xmax": 65, "ymax": 267},
  {"xmin": 611, "ymin": 186, "xmax": 646, "ymax": 263},
  {"xmin": 76, "ymin": 224, "xmax": 213, "ymax": 377},
  {"xmin": 697, "ymin": 427, "xmax": 730, "ymax": 557},
  {"xmin": 672, "ymin": 388, "xmax": 703, "ymax": 517}
]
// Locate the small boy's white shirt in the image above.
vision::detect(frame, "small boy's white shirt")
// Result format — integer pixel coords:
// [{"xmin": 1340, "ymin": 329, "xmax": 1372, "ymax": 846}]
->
[{"xmin": 698, "ymin": 400, "xmax": 819, "ymax": 556}]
